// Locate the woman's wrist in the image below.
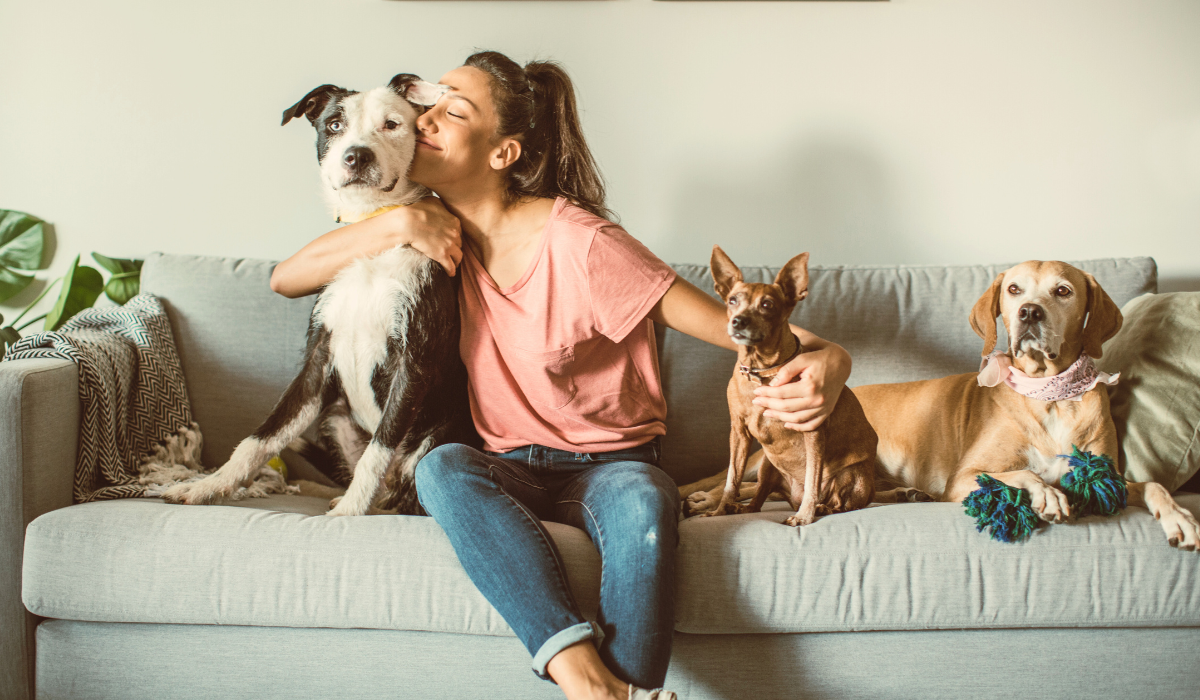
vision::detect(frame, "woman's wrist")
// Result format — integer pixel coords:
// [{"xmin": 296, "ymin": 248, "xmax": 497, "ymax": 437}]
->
[{"xmin": 380, "ymin": 206, "xmax": 414, "ymax": 248}]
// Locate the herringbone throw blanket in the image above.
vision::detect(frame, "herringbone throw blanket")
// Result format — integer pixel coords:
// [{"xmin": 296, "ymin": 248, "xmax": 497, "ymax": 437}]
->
[{"xmin": 3, "ymin": 293, "xmax": 292, "ymax": 502}]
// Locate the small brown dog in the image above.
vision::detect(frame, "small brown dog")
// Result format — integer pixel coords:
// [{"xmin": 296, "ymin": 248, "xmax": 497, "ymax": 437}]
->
[{"xmin": 701, "ymin": 246, "xmax": 878, "ymax": 526}]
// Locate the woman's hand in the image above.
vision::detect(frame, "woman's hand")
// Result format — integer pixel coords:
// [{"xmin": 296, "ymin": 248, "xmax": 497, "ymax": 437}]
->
[
  {"xmin": 399, "ymin": 196, "xmax": 463, "ymax": 276},
  {"xmin": 269, "ymin": 196, "xmax": 462, "ymax": 298},
  {"xmin": 751, "ymin": 333, "xmax": 851, "ymax": 431}
]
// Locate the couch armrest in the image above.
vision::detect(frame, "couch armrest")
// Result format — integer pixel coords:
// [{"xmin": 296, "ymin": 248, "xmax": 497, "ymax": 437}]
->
[{"xmin": 0, "ymin": 358, "xmax": 78, "ymax": 700}]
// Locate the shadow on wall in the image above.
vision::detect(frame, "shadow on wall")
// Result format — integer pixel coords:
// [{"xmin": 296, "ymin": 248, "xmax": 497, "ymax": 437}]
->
[
  {"xmin": 1160, "ymin": 277, "xmax": 1200, "ymax": 293},
  {"xmin": 665, "ymin": 134, "xmax": 915, "ymax": 266}
]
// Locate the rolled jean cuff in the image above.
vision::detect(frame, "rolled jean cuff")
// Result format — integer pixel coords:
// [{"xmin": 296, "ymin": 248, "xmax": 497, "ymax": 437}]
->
[{"xmin": 531, "ymin": 621, "xmax": 604, "ymax": 680}]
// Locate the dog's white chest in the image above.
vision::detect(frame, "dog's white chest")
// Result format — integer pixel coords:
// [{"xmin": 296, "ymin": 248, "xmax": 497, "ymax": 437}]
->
[
  {"xmin": 314, "ymin": 246, "xmax": 431, "ymax": 431},
  {"xmin": 1025, "ymin": 404, "xmax": 1077, "ymax": 486}
]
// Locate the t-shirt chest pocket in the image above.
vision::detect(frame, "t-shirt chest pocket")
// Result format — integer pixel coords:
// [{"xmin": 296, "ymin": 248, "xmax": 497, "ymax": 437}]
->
[{"xmin": 507, "ymin": 345, "xmax": 578, "ymax": 409}]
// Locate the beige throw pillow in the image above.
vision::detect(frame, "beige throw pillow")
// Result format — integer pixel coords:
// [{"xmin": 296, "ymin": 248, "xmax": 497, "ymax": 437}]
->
[{"xmin": 1098, "ymin": 292, "xmax": 1200, "ymax": 492}]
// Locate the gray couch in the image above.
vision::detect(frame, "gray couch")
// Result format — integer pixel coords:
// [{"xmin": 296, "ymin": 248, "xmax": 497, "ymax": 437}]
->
[{"xmin": 4, "ymin": 253, "xmax": 1198, "ymax": 700}]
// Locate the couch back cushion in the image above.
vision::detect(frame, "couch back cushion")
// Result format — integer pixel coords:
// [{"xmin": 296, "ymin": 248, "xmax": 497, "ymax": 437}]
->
[
  {"xmin": 141, "ymin": 254, "xmax": 316, "ymax": 466},
  {"xmin": 142, "ymin": 253, "xmax": 1155, "ymax": 481},
  {"xmin": 656, "ymin": 258, "xmax": 1157, "ymax": 485}
]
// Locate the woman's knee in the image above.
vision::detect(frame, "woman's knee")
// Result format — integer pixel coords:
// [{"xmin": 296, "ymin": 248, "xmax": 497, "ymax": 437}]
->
[
  {"xmin": 597, "ymin": 464, "xmax": 679, "ymax": 545},
  {"xmin": 414, "ymin": 442, "xmax": 484, "ymax": 498}
]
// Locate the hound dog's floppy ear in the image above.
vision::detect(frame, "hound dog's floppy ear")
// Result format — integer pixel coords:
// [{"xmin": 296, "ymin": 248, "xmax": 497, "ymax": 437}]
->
[
  {"xmin": 774, "ymin": 252, "xmax": 810, "ymax": 305},
  {"xmin": 970, "ymin": 272, "xmax": 1005, "ymax": 356},
  {"xmin": 282, "ymin": 84, "xmax": 346, "ymax": 126},
  {"xmin": 711, "ymin": 245, "xmax": 744, "ymax": 300},
  {"xmin": 1080, "ymin": 272, "xmax": 1122, "ymax": 359},
  {"xmin": 389, "ymin": 73, "xmax": 448, "ymax": 108}
]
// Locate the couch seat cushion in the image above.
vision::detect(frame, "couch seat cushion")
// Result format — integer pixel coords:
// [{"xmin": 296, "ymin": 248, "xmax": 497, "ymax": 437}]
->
[
  {"xmin": 674, "ymin": 495, "xmax": 1200, "ymax": 634},
  {"xmin": 26, "ymin": 493, "xmax": 1200, "ymax": 636},
  {"xmin": 22, "ymin": 496, "xmax": 600, "ymax": 636}
]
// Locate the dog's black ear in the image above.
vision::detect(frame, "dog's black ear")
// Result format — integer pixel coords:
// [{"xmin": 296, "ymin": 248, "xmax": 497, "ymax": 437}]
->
[
  {"xmin": 388, "ymin": 73, "xmax": 448, "ymax": 108},
  {"xmin": 970, "ymin": 272, "xmax": 1005, "ymax": 356},
  {"xmin": 1080, "ymin": 271, "xmax": 1122, "ymax": 359},
  {"xmin": 774, "ymin": 252, "xmax": 810, "ymax": 305},
  {"xmin": 282, "ymin": 84, "xmax": 343, "ymax": 126},
  {"xmin": 711, "ymin": 245, "xmax": 743, "ymax": 300}
]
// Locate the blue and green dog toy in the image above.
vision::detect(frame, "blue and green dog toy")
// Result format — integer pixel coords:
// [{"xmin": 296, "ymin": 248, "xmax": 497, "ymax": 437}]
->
[{"xmin": 962, "ymin": 446, "xmax": 1126, "ymax": 543}]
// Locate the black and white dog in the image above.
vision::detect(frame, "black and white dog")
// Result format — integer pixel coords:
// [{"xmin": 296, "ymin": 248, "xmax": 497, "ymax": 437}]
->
[{"xmin": 163, "ymin": 74, "xmax": 475, "ymax": 516}]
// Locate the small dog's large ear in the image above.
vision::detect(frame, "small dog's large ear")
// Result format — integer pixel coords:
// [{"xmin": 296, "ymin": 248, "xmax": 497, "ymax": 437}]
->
[
  {"xmin": 710, "ymin": 245, "xmax": 743, "ymax": 300},
  {"xmin": 970, "ymin": 272, "xmax": 1005, "ymax": 356},
  {"xmin": 1080, "ymin": 272, "xmax": 1122, "ymax": 359},
  {"xmin": 774, "ymin": 252, "xmax": 810, "ymax": 305},
  {"xmin": 389, "ymin": 73, "xmax": 448, "ymax": 107},
  {"xmin": 282, "ymin": 84, "xmax": 343, "ymax": 126}
]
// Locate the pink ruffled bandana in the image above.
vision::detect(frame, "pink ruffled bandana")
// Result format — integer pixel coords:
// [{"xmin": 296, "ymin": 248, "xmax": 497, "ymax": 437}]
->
[{"xmin": 977, "ymin": 351, "xmax": 1119, "ymax": 402}]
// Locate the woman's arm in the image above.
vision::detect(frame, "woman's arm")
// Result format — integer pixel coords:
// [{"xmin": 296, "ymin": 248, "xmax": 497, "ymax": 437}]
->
[
  {"xmin": 647, "ymin": 277, "xmax": 851, "ymax": 431},
  {"xmin": 269, "ymin": 197, "xmax": 463, "ymax": 298}
]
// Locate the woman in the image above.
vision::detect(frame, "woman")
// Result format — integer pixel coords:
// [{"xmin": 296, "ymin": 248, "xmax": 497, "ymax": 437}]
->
[{"xmin": 271, "ymin": 51, "xmax": 850, "ymax": 700}]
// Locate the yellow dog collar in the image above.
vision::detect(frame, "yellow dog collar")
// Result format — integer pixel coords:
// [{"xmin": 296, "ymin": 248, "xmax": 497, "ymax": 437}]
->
[{"xmin": 336, "ymin": 204, "xmax": 406, "ymax": 224}]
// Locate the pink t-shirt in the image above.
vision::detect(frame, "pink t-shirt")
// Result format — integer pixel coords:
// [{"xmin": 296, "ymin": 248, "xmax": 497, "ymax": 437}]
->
[{"xmin": 458, "ymin": 197, "xmax": 677, "ymax": 453}]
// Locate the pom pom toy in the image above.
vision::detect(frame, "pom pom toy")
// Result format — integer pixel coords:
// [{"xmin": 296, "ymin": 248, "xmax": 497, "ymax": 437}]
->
[
  {"xmin": 267, "ymin": 455, "xmax": 288, "ymax": 481},
  {"xmin": 1058, "ymin": 446, "xmax": 1126, "ymax": 517},
  {"xmin": 962, "ymin": 474, "xmax": 1040, "ymax": 543}
]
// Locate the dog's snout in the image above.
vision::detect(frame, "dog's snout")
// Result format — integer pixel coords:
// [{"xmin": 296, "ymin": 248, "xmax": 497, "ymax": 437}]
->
[
  {"xmin": 343, "ymin": 146, "xmax": 375, "ymax": 171},
  {"xmin": 730, "ymin": 316, "xmax": 748, "ymax": 330},
  {"xmin": 1018, "ymin": 304, "xmax": 1044, "ymax": 324}
]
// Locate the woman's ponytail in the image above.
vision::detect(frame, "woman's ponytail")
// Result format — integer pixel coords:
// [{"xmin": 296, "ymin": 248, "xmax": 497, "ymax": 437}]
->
[{"xmin": 464, "ymin": 51, "xmax": 612, "ymax": 221}]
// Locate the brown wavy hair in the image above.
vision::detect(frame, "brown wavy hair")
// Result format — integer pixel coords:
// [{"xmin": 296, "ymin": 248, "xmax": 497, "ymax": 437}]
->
[{"xmin": 464, "ymin": 51, "xmax": 613, "ymax": 221}]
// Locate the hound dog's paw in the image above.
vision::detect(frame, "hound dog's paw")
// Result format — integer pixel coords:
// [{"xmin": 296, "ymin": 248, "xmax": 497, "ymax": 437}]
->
[
  {"xmin": 900, "ymin": 487, "xmax": 935, "ymax": 503},
  {"xmin": 161, "ymin": 478, "xmax": 231, "ymax": 506},
  {"xmin": 684, "ymin": 490, "xmax": 719, "ymax": 516},
  {"xmin": 1026, "ymin": 481, "xmax": 1070, "ymax": 523},
  {"xmin": 784, "ymin": 513, "xmax": 815, "ymax": 527},
  {"xmin": 1158, "ymin": 502, "xmax": 1200, "ymax": 551}
]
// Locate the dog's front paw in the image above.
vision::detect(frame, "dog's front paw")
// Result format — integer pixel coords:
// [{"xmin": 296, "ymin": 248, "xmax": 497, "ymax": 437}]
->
[
  {"xmin": 784, "ymin": 513, "xmax": 814, "ymax": 527},
  {"xmin": 1026, "ymin": 481, "xmax": 1070, "ymax": 523},
  {"xmin": 161, "ymin": 478, "xmax": 230, "ymax": 506},
  {"xmin": 684, "ymin": 490, "xmax": 719, "ymax": 516},
  {"xmin": 326, "ymin": 494, "xmax": 369, "ymax": 517},
  {"xmin": 1158, "ymin": 503, "xmax": 1200, "ymax": 551},
  {"xmin": 699, "ymin": 504, "xmax": 730, "ymax": 518},
  {"xmin": 902, "ymin": 487, "xmax": 935, "ymax": 503}
]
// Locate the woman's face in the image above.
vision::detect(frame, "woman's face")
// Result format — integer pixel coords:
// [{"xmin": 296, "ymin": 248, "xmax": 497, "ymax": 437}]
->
[{"xmin": 409, "ymin": 65, "xmax": 515, "ymax": 193}]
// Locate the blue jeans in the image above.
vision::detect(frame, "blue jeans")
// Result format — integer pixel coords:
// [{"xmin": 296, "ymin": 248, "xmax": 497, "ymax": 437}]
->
[{"xmin": 414, "ymin": 440, "xmax": 678, "ymax": 687}]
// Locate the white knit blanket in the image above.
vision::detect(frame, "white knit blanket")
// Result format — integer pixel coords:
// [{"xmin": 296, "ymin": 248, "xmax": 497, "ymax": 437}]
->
[{"xmin": 2, "ymin": 294, "xmax": 294, "ymax": 502}]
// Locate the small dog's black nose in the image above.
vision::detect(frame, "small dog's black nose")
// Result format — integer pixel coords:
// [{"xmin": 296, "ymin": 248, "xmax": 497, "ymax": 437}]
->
[
  {"xmin": 731, "ymin": 316, "xmax": 748, "ymax": 330},
  {"xmin": 1018, "ymin": 304, "xmax": 1044, "ymax": 323},
  {"xmin": 343, "ymin": 147, "xmax": 374, "ymax": 170}
]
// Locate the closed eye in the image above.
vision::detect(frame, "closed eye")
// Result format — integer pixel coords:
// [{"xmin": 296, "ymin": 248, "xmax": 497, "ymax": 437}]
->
[{"xmin": 447, "ymin": 111, "xmax": 464, "ymax": 119}]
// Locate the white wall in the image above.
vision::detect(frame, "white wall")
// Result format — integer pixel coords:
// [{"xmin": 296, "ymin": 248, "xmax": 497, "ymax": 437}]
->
[{"xmin": 3, "ymin": 0, "xmax": 1199, "ymax": 320}]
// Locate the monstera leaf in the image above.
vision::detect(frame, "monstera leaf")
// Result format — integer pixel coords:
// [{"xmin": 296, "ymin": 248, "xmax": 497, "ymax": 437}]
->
[
  {"xmin": 91, "ymin": 253, "xmax": 143, "ymax": 305},
  {"xmin": 43, "ymin": 255, "xmax": 103, "ymax": 331},
  {"xmin": 0, "ymin": 209, "xmax": 45, "ymax": 303}
]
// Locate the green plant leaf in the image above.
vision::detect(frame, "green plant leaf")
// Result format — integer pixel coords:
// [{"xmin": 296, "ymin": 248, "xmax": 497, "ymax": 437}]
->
[
  {"xmin": 0, "ymin": 265, "xmax": 33, "ymax": 303},
  {"xmin": 0, "ymin": 210, "xmax": 45, "ymax": 270},
  {"xmin": 92, "ymin": 253, "xmax": 142, "ymax": 304},
  {"xmin": 44, "ymin": 255, "xmax": 104, "ymax": 331},
  {"xmin": 103, "ymin": 271, "xmax": 140, "ymax": 305},
  {"xmin": 0, "ymin": 209, "xmax": 45, "ymax": 303}
]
